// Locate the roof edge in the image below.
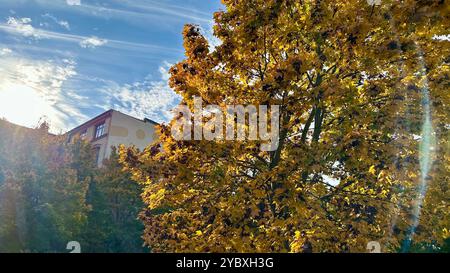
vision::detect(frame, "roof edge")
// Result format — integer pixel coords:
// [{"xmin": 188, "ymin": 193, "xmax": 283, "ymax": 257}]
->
[{"xmin": 66, "ymin": 109, "xmax": 160, "ymax": 135}]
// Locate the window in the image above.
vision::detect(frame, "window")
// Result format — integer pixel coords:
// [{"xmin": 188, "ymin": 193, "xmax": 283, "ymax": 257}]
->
[
  {"xmin": 95, "ymin": 123, "xmax": 106, "ymax": 139},
  {"xmin": 93, "ymin": 145, "xmax": 101, "ymax": 165}
]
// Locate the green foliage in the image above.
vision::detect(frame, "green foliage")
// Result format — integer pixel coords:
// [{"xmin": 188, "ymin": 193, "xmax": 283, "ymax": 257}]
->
[
  {"xmin": 81, "ymin": 148, "xmax": 147, "ymax": 253},
  {"xmin": 0, "ymin": 119, "xmax": 145, "ymax": 253},
  {"xmin": 0, "ymin": 119, "xmax": 91, "ymax": 252}
]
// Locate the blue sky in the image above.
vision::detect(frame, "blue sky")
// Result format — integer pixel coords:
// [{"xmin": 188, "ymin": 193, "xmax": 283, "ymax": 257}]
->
[{"xmin": 0, "ymin": 0, "xmax": 223, "ymax": 133}]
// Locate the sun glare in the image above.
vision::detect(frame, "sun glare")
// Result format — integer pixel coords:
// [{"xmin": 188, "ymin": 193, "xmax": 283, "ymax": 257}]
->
[{"xmin": 0, "ymin": 81, "xmax": 54, "ymax": 128}]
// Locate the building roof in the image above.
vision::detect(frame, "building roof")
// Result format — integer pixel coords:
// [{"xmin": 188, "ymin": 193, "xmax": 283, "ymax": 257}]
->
[{"xmin": 66, "ymin": 109, "xmax": 159, "ymax": 135}]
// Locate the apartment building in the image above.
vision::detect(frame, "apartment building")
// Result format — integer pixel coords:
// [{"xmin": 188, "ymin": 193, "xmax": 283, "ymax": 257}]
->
[{"xmin": 67, "ymin": 109, "xmax": 158, "ymax": 166}]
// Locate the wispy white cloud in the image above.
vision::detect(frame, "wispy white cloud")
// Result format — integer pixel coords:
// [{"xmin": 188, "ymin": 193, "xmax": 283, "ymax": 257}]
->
[
  {"xmin": 0, "ymin": 21, "xmax": 181, "ymax": 53},
  {"xmin": 42, "ymin": 13, "xmax": 71, "ymax": 30},
  {"xmin": 0, "ymin": 48, "xmax": 12, "ymax": 56},
  {"xmin": 199, "ymin": 22, "xmax": 221, "ymax": 50},
  {"xmin": 31, "ymin": 0, "xmax": 212, "ymax": 25},
  {"xmin": 6, "ymin": 17, "xmax": 41, "ymax": 39},
  {"xmin": 66, "ymin": 0, "xmax": 81, "ymax": 6},
  {"xmin": 131, "ymin": 0, "xmax": 215, "ymax": 17},
  {"xmin": 99, "ymin": 62, "xmax": 180, "ymax": 122},
  {"xmin": 59, "ymin": 21, "xmax": 70, "ymax": 30},
  {"xmin": 79, "ymin": 36, "xmax": 108, "ymax": 49},
  {"xmin": 117, "ymin": 0, "xmax": 213, "ymax": 23},
  {"xmin": 0, "ymin": 56, "xmax": 85, "ymax": 132},
  {"xmin": 0, "ymin": 0, "xmax": 216, "ymax": 131}
]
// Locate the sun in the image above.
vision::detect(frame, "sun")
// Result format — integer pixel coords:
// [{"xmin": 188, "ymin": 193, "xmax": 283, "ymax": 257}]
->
[{"xmin": 0, "ymin": 81, "xmax": 54, "ymax": 128}]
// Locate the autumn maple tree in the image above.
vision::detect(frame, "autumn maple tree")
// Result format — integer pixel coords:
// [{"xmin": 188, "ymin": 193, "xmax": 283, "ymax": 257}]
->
[{"xmin": 121, "ymin": 0, "xmax": 449, "ymax": 252}]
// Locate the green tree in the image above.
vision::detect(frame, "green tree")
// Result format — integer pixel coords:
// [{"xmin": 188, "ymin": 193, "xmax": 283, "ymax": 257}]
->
[
  {"xmin": 82, "ymin": 148, "xmax": 147, "ymax": 253},
  {"xmin": 0, "ymin": 120, "xmax": 92, "ymax": 252}
]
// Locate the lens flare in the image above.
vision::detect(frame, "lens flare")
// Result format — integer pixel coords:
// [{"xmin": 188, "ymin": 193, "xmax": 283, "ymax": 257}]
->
[{"xmin": 401, "ymin": 49, "xmax": 436, "ymax": 252}]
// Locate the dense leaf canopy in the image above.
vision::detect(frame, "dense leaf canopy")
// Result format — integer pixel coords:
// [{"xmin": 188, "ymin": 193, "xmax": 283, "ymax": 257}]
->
[{"xmin": 121, "ymin": 0, "xmax": 449, "ymax": 252}]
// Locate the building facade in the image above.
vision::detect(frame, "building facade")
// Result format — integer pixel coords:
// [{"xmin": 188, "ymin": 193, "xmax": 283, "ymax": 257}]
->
[{"xmin": 67, "ymin": 110, "xmax": 158, "ymax": 166}]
